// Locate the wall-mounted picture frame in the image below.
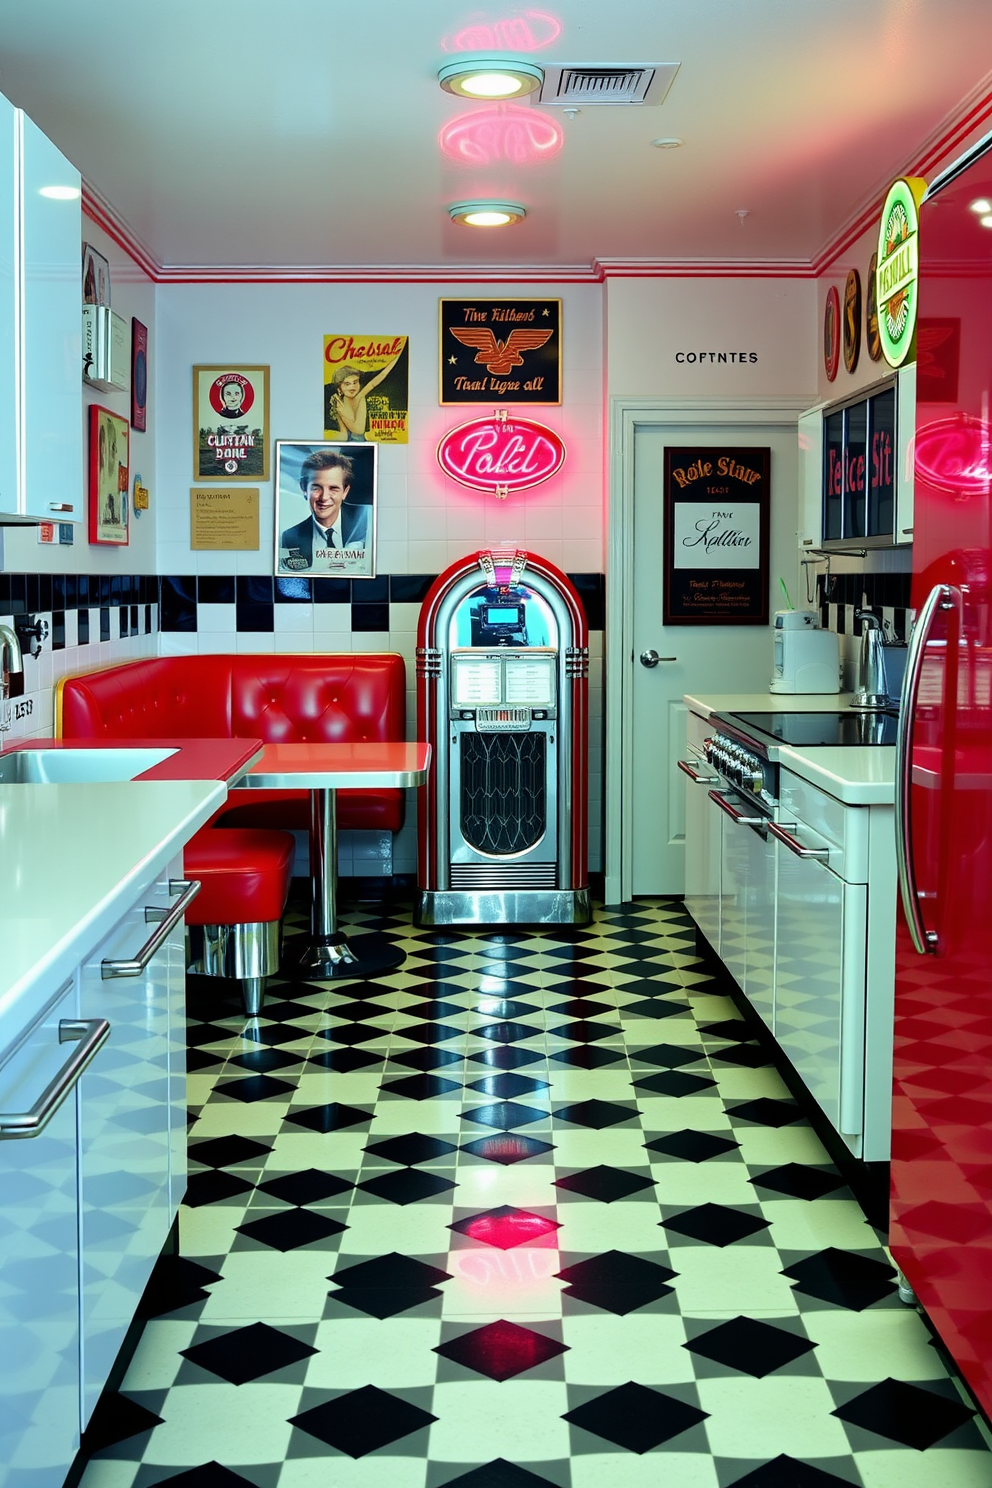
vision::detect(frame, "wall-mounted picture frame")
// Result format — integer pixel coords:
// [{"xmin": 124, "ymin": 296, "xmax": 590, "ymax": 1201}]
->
[
  {"xmin": 88, "ymin": 403, "xmax": 129, "ymax": 546},
  {"xmin": 663, "ymin": 446, "xmax": 770, "ymax": 626},
  {"xmin": 82, "ymin": 243, "xmax": 110, "ymax": 306},
  {"xmin": 193, "ymin": 364, "xmax": 269, "ymax": 480},
  {"xmin": 843, "ymin": 268, "xmax": 862, "ymax": 374},
  {"xmin": 131, "ymin": 318, "xmax": 148, "ymax": 430},
  {"xmin": 275, "ymin": 440, "xmax": 376, "ymax": 579},
  {"xmin": 440, "ymin": 297, "xmax": 561, "ymax": 404}
]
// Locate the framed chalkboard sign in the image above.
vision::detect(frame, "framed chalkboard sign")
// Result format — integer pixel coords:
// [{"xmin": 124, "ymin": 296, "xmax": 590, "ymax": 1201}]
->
[
  {"xmin": 663, "ymin": 447, "xmax": 770, "ymax": 625},
  {"xmin": 440, "ymin": 298, "xmax": 561, "ymax": 404}
]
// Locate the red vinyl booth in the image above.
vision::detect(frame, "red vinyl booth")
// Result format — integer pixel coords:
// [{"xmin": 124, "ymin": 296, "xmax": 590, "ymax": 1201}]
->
[{"xmin": 57, "ymin": 653, "xmax": 407, "ymax": 833}]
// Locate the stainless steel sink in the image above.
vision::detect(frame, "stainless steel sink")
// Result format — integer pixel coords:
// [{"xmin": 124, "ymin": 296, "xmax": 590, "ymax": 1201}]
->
[{"xmin": 0, "ymin": 747, "xmax": 177, "ymax": 784}]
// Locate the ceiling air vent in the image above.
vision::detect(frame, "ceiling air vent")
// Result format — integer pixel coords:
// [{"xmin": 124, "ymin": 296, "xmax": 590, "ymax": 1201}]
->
[{"xmin": 539, "ymin": 63, "xmax": 679, "ymax": 107}]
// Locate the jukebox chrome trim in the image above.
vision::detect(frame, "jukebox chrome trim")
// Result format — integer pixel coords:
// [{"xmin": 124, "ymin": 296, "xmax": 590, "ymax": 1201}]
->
[{"xmin": 416, "ymin": 886, "xmax": 591, "ymax": 927}]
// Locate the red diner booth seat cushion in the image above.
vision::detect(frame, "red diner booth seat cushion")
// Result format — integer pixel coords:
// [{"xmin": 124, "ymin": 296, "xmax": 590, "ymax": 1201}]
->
[
  {"xmin": 183, "ymin": 827, "xmax": 295, "ymax": 926},
  {"xmin": 59, "ymin": 656, "xmax": 233, "ymax": 738}
]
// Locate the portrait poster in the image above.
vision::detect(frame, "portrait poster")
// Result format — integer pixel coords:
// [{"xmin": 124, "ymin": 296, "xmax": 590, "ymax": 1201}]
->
[
  {"xmin": 131, "ymin": 319, "xmax": 148, "ymax": 431},
  {"xmin": 193, "ymin": 364, "xmax": 269, "ymax": 480},
  {"xmin": 275, "ymin": 440, "xmax": 376, "ymax": 580},
  {"xmin": 663, "ymin": 447, "xmax": 770, "ymax": 626},
  {"xmin": 88, "ymin": 404, "xmax": 129, "ymax": 546},
  {"xmin": 323, "ymin": 334, "xmax": 409, "ymax": 443},
  {"xmin": 440, "ymin": 298, "xmax": 561, "ymax": 404},
  {"xmin": 82, "ymin": 243, "xmax": 110, "ymax": 306}
]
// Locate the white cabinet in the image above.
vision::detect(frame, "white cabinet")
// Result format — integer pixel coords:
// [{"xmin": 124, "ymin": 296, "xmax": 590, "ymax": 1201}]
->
[
  {"xmin": 683, "ymin": 711, "xmax": 721, "ymax": 953},
  {"xmin": 798, "ymin": 404, "xmax": 824, "ymax": 552},
  {"xmin": 716, "ymin": 804, "xmax": 776, "ymax": 1030}
]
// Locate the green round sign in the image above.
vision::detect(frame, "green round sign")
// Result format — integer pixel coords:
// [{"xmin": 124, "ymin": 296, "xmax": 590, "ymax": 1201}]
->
[{"xmin": 876, "ymin": 178, "xmax": 922, "ymax": 368}]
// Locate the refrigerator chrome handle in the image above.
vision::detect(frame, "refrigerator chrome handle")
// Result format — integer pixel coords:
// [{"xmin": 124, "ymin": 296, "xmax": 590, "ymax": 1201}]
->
[{"xmin": 895, "ymin": 582, "xmax": 950, "ymax": 954}]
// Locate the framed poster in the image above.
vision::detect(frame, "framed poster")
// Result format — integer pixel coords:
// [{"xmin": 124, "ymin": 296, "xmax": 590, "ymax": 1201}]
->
[
  {"xmin": 131, "ymin": 318, "xmax": 148, "ymax": 430},
  {"xmin": 275, "ymin": 441, "xmax": 376, "ymax": 579},
  {"xmin": 843, "ymin": 269, "xmax": 861, "ymax": 374},
  {"xmin": 193, "ymin": 364, "xmax": 269, "ymax": 480},
  {"xmin": 440, "ymin": 297, "xmax": 561, "ymax": 404},
  {"xmin": 88, "ymin": 404, "xmax": 129, "ymax": 546},
  {"xmin": 823, "ymin": 286, "xmax": 840, "ymax": 382},
  {"xmin": 663, "ymin": 447, "xmax": 770, "ymax": 626},
  {"xmin": 191, "ymin": 487, "xmax": 260, "ymax": 550},
  {"xmin": 866, "ymin": 252, "xmax": 883, "ymax": 362},
  {"xmin": 82, "ymin": 243, "xmax": 110, "ymax": 306},
  {"xmin": 323, "ymin": 334, "xmax": 409, "ymax": 443}
]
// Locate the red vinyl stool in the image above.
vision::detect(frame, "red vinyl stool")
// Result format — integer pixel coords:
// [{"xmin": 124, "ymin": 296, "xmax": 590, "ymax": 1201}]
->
[{"xmin": 184, "ymin": 827, "xmax": 295, "ymax": 1017}]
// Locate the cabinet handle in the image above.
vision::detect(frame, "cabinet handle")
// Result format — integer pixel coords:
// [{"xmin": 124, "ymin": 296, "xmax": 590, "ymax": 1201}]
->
[
  {"xmin": 678, "ymin": 758, "xmax": 717, "ymax": 785},
  {"xmin": 768, "ymin": 821, "xmax": 831, "ymax": 861},
  {"xmin": 101, "ymin": 879, "xmax": 201, "ymax": 979},
  {"xmin": 48, "ymin": 503, "xmax": 73, "ymax": 512},
  {"xmin": 0, "ymin": 1018, "xmax": 110, "ymax": 1140},
  {"xmin": 707, "ymin": 789, "xmax": 765, "ymax": 827}
]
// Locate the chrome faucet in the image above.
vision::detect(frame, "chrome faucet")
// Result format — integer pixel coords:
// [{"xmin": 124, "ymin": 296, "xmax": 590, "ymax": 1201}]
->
[
  {"xmin": 0, "ymin": 623, "xmax": 24, "ymax": 734},
  {"xmin": 851, "ymin": 609, "xmax": 891, "ymax": 709}
]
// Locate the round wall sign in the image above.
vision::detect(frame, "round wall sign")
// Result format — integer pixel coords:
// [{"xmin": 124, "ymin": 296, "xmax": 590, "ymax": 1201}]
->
[
  {"xmin": 437, "ymin": 414, "xmax": 566, "ymax": 496},
  {"xmin": 823, "ymin": 286, "xmax": 840, "ymax": 382},
  {"xmin": 866, "ymin": 252, "xmax": 882, "ymax": 362},
  {"xmin": 843, "ymin": 269, "xmax": 862, "ymax": 374},
  {"xmin": 876, "ymin": 177, "xmax": 925, "ymax": 368}
]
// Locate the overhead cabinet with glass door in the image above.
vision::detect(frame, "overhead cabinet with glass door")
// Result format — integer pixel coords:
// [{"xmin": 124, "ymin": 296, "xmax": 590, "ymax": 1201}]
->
[{"xmin": 0, "ymin": 89, "xmax": 82, "ymax": 524}]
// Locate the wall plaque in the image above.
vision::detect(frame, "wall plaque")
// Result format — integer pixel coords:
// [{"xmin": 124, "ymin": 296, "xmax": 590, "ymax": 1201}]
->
[
  {"xmin": 663, "ymin": 447, "xmax": 770, "ymax": 626},
  {"xmin": 190, "ymin": 486, "xmax": 260, "ymax": 550},
  {"xmin": 440, "ymin": 297, "xmax": 561, "ymax": 404}
]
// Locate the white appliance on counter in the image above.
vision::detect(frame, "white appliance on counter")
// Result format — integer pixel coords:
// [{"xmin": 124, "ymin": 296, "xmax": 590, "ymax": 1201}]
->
[
  {"xmin": 681, "ymin": 707, "xmax": 896, "ymax": 1162},
  {"xmin": 770, "ymin": 609, "xmax": 841, "ymax": 694}
]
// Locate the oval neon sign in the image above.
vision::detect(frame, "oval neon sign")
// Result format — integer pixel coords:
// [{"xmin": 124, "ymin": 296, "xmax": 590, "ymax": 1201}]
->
[
  {"xmin": 915, "ymin": 415, "xmax": 992, "ymax": 497},
  {"xmin": 437, "ymin": 415, "xmax": 566, "ymax": 496}
]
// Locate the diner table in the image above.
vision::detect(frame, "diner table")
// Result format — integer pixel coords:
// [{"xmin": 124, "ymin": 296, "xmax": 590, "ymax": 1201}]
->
[{"xmin": 242, "ymin": 740, "xmax": 431, "ymax": 980}]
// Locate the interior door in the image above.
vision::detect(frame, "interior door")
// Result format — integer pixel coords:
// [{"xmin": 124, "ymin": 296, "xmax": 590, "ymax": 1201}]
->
[{"xmin": 630, "ymin": 419, "xmax": 799, "ymax": 894}]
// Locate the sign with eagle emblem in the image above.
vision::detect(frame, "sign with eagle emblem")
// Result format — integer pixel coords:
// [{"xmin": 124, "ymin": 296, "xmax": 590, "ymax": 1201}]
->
[{"xmin": 440, "ymin": 298, "xmax": 561, "ymax": 404}]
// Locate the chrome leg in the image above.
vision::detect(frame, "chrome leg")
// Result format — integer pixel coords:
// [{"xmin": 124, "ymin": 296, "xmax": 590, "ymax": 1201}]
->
[
  {"xmin": 241, "ymin": 977, "xmax": 264, "ymax": 1018},
  {"xmin": 897, "ymin": 1269, "xmax": 918, "ymax": 1306}
]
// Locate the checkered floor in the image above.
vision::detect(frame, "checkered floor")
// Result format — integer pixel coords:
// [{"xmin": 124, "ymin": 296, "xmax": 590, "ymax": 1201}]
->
[{"xmin": 74, "ymin": 898, "xmax": 992, "ymax": 1488}]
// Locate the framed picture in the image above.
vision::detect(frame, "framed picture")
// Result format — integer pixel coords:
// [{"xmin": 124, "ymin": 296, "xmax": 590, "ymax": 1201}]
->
[
  {"xmin": 275, "ymin": 441, "xmax": 376, "ymax": 579},
  {"xmin": 131, "ymin": 319, "xmax": 148, "ymax": 431},
  {"xmin": 82, "ymin": 243, "xmax": 110, "ymax": 306},
  {"xmin": 193, "ymin": 364, "xmax": 269, "ymax": 480},
  {"xmin": 88, "ymin": 404, "xmax": 129, "ymax": 546},
  {"xmin": 323, "ymin": 334, "xmax": 409, "ymax": 442},
  {"xmin": 440, "ymin": 297, "xmax": 561, "ymax": 404},
  {"xmin": 663, "ymin": 447, "xmax": 770, "ymax": 625}
]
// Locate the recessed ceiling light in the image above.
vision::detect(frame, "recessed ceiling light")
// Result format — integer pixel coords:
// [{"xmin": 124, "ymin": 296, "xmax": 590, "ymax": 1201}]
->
[
  {"xmin": 438, "ymin": 57, "xmax": 544, "ymax": 100},
  {"xmin": 651, "ymin": 136, "xmax": 683, "ymax": 149},
  {"xmin": 969, "ymin": 198, "xmax": 992, "ymax": 214},
  {"xmin": 39, "ymin": 184, "xmax": 80, "ymax": 200},
  {"xmin": 449, "ymin": 200, "xmax": 526, "ymax": 227}
]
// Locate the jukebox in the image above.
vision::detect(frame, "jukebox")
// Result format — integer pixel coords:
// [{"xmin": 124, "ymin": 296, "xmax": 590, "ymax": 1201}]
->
[{"xmin": 416, "ymin": 549, "xmax": 589, "ymax": 926}]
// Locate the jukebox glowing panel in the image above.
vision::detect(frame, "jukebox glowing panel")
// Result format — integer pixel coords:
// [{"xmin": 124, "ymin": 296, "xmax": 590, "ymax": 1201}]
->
[{"xmin": 416, "ymin": 549, "xmax": 589, "ymax": 926}]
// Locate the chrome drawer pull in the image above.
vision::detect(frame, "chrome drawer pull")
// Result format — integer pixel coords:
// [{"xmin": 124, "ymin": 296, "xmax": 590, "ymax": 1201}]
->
[
  {"xmin": 768, "ymin": 821, "xmax": 830, "ymax": 861},
  {"xmin": 101, "ymin": 879, "xmax": 201, "ymax": 979},
  {"xmin": 707, "ymin": 789, "xmax": 764, "ymax": 827},
  {"xmin": 0, "ymin": 1018, "xmax": 110, "ymax": 1139},
  {"xmin": 678, "ymin": 758, "xmax": 717, "ymax": 785}
]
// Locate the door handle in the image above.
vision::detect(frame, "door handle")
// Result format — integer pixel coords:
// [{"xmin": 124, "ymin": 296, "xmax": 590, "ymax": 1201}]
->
[
  {"xmin": 101, "ymin": 879, "xmax": 201, "ymax": 979},
  {"xmin": 639, "ymin": 650, "xmax": 677, "ymax": 668},
  {"xmin": 0, "ymin": 1018, "xmax": 110, "ymax": 1139}
]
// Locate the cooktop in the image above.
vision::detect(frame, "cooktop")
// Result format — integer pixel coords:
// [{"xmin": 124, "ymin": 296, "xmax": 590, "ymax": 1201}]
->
[{"xmin": 723, "ymin": 710, "xmax": 899, "ymax": 748}]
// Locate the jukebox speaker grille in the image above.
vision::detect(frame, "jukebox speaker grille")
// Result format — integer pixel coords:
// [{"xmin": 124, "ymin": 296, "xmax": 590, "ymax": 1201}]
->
[{"xmin": 459, "ymin": 731, "xmax": 547, "ymax": 855}]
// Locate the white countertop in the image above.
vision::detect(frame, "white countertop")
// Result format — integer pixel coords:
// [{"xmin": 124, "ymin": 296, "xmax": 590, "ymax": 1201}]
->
[
  {"xmin": 685, "ymin": 692, "xmax": 895, "ymax": 806},
  {"xmin": 0, "ymin": 779, "xmax": 225, "ymax": 1054}
]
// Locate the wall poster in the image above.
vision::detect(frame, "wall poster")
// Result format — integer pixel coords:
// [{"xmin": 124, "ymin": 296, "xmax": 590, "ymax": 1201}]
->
[
  {"xmin": 440, "ymin": 297, "xmax": 561, "ymax": 404},
  {"xmin": 323, "ymin": 335, "xmax": 409, "ymax": 443},
  {"xmin": 193, "ymin": 364, "xmax": 269, "ymax": 480},
  {"xmin": 275, "ymin": 441, "xmax": 376, "ymax": 579},
  {"xmin": 663, "ymin": 447, "xmax": 770, "ymax": 626},
  {"xmin": 190, "ymin": 487, "xmax": 260, "ymax": 550},
  {"xmin": 88, "ymin": 404, "xmax": 129, "ymax": 546}
]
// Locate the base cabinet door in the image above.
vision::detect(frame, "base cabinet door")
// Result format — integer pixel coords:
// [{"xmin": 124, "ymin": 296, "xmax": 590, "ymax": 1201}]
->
[
  {"xmin": 683, "ymin": 764, "xmax": 721, "ymax": 953},
  {"xmin": 0, "ymin": 981, "xmax": 81, "ymax": 1488},
  {"xmin": 719, "ymin": 809, "xmax": 748, "ymax": 992},
  {"xmin": 742, "ymin": 821, "xmax": 776, "ymax": 1033}
]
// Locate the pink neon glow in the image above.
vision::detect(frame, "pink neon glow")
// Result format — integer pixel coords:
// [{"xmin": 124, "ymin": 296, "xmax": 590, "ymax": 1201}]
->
[
  {"xmin": 915, "ymin": 415, "xmax": 992, "ymax": 496},
  {"xmin": 456, "ymin": 1208, "xmax": 560, "ymax": 1249},
  {"xmin": 438, "ymin": 416, "xmax": 566, "ymax": 493},
  {"xmin": 449, "ymin": 1248, "xmax": 560, "ymax": 1289},
  {"xmin": 441, "ymin": 10, "xmax": 562, "ymax": 53},
  {"xmin": 439, "ymin": 106, "xmax": 562, "ymax": 167}
]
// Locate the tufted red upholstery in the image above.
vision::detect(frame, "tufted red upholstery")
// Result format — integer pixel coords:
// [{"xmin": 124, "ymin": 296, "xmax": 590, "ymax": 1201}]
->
[
  {"xmin": 59, "ymin": 653, "xmax": 407, "ymax": 832},
  {"xmin": 184, "ymin": 827, "xmax": 295, "ymax": 925}
]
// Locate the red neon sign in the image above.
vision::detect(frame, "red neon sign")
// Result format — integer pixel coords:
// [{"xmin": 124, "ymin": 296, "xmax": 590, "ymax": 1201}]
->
[
  {"xmin": 437, "ymin": 415, "xmax": 566, "ymax": 496},
  {"xmin": 441, "ymin": 10, "xmax": 562, "ymax": 53},
  {"xmin": 439, "ymin": 105, "xmax": 562, "ymax": 167},
  {"xmin": 916, "ymin": 414, "xmax": 992, "ymax": 497}
]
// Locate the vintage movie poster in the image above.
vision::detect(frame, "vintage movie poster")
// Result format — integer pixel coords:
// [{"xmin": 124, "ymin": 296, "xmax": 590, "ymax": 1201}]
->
[
  {"xmin": 440, "ymin": 298, "xmax": 561, "ymax": 404},
  {"xmin": 193, "ymin": 364, "xmax": 270, "ymax": 480},
  {"xmin": 323, "ymin": 335, "xmax": 409, "ymax": 443},
  {"xmin": 88, "ymin": 404, "xmax": 129, "ymax": 546},
  {"xmin": 275, "ymin": 441, "xmax": 376, "ymax": 580},
  {"xmin": 663, "ymin": 447, "xmax": 770, "ymax": 625}
]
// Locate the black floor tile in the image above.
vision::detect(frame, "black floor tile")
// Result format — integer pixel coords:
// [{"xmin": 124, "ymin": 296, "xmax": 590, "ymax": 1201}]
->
[
  {"xmin": 439, "ymin": 1462, "xmax": 558, "ymax": 1488},
  {"xmin": 316, "ymin": 1023, "xmax": 384, "ymax": 1047},
  {"xmin": 684, "ymin": 1316, "xmax": 816, "ymax": 1377},
  {"xmin": 781, "ymin": 1248, "xmax": 897, "ymax": 1310},
  {"xmin": 80, "ymin": 1392, "xmax": 163, "ymax": 1451},
  {"xmin": 553, "ymin": 1165, "xmax": 655, "ymax": 1202},
  {"xmin": 380, "ymin": 1073, "xmax": 463, "ymax": 1099},
  {"xmin": 306, "ymin": 1046, "xmax": 384, "ymax": 1073},
  {"xmin": 148, "ymin": 1467, "xmax": 259, "ymax": 1487},
  {"xmin": 390, "ymin": 1046, "xmax": 464, "ymax": 1072},
  {"xmin": 396, "ymin": 1021, "xmax": 464, "ymax": 1045},
  {"xmin": 283, "ymin": 1102, "xmax": 372, "ymax": 1133},
  {"xmin": 138, "ymin": 1257, "xmax": 223, "ymax": 1319},
  {"xmin": 549, "ymin": 997, "xmax": 613, "ymax": 1019},
  {"xmin": 749, "ymin": 1163, "xmax": 846, "ymax": 1200},
  {"xmin": 324, "ymin": 998, "xmax": 393, "ymax": 1023},
  {"xmin": 698, "ymin": 1018, "xmax": 750, "ymax": 1041},
  {"xmin": 478, "ymin": 1021, "xmax": 542, "ymax": 1044},
  {"xmin": 563, "ymin": 1381, "xmax": 708, "ymax": 1453},
  {"xmin": 364, "ymin": 1133, "xmax": 458, "ymax": 1165},
  {"xmin": 466, "ymin": 1072, "xmax": 550, "ymax": 1099},
  {"xmin": 235, "ymin": 1209, "xmax": 347, "ymax": 1251},
  {"xmin": 357, "ymin": 1169, "xmax": 457, "ymax": 1205},
  {"xmin": 557, "ymin": 1250, "xmax": 677, "ymax": 1313},
  {"xmin": 181, "ymin": 1321, "xmax": 317, "ymax": 1384},
  {"xmin": 729, "ymin": 1098, "xmax": 803, "ymax": 1127},
  {"xmin": 329, "ymin": 1254, "xmax": 451, "ymax": 1317},
  {"xmin": 214, "ymin": 1074, "xmax": 295, "ymax": 1103},
  {"xmin": 553, "ymin": 1099, "xmax": 640, "ymax": 1129},
  {"xmin": 461, "ymin": 1135, "xmax": 555, "ymax": 1165},
  {"xmin": 450, "ymin": 1205, "xmax": 560, "ymax": 1249},
  {"xmin": 633, "ymin": 1071, "xmax": 717, "ymax": 1097},
  {"xmin": 186, "ymin": 1023, "xmax": 243, "ymax": 1049},
  {"xmin": 185, "ymin": 1048, "xmax": 227, "ymax": 1073},
  {"xmin": 710, "ymin": 1044, "xmax": 773, "ymax": 1068},
  {"xmin": 548, "ymin": 1021, "xmax": 620, "ymax": 1044},
  {"xmin": 468, "ymin": 1045, "xmax": 546, "ymax": 1070},
  {"xmin": 549, "ymin": 1045, "xmax": 625, "ymax": 1069},
  {"xmin": 228, "ymin": 1047, "xmax": 303, "ymax": 1074},
  {"xmin": 469, "ymin": 998, "xmax": 539, "ymax": 1019},
  {"xmin": 242, "ymin": 1023, "xmax": 310, "ymax": 1048},
  {"xmin": 435, "ymin": 1320, "xmax": 567, "ymax": 1381},
  {"xmin": 726, "ymin": 1457, "xmax": 860, "ymax": 1487},
  {"xmin": 187, "ymin": 1136, "xmax": 272, "ymax": 1169},
  {"xmin": 645, "ymin": 1130, "xmax": 741, "ymax": 1162},
  {"xmin": 832, "ymin": 1377, "xmax": 974, "ymax": 1449},
  {"xmin": 257, "ymin": 1169, "xmax": 354, "ymax": 1205},
  {"xmin": 290, "ymin": 1384, "xmax": 436, "ymax": 1457},
  {"xmin": 619, "ymin": 999, "xmax": 690, "ymax": 1020},
  {"xmin": 661, "ymin": 1203, "xmax": 771, "ymax": 1247},
  {"xmin": 461, "ymin": 1101, "xmax": 548, "ymax": 1130},
  {"xmin": 183, "ymin": 1170, "xmax": 254, "ymax": 1208},
  {"xmin": 629, "ymin": 1043, "xmax": 706, "ymax": 1069}
]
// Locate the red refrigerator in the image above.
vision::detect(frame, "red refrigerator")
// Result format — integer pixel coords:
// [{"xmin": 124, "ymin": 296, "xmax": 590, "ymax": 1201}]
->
[{"xmin": 890, "ymin": 130, "xmax": 992, "ymax": 1416}]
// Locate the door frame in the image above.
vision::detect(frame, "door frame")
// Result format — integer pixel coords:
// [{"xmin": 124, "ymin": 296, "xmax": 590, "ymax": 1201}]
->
[{"xmin": 605, "ymin": 396, "xmax": 812, "ymax": 904}]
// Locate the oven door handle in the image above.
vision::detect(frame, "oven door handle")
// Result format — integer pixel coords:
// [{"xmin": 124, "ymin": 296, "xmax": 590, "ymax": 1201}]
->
[
  {"xmin": 678, "ymin": 758, "xmax": 718, "ymax": 785},
  {"xmin": 707, "ymin": 789, "xmax": 765, "ymax": 827},
  {"xmin": 768, "ymin": 821, "xmax": 830, "ymax": 862}
]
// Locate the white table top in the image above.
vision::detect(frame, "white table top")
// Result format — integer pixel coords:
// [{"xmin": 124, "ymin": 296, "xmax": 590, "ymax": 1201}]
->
[{"xmin": 245, "ymin": 741, "xmax": 431, "ymax": 791}]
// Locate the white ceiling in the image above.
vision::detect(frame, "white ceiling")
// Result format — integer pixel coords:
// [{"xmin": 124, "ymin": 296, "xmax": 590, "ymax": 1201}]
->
[{"xmin": 2, "ymin": 0, "xmax": 992, "ymax": 273}]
